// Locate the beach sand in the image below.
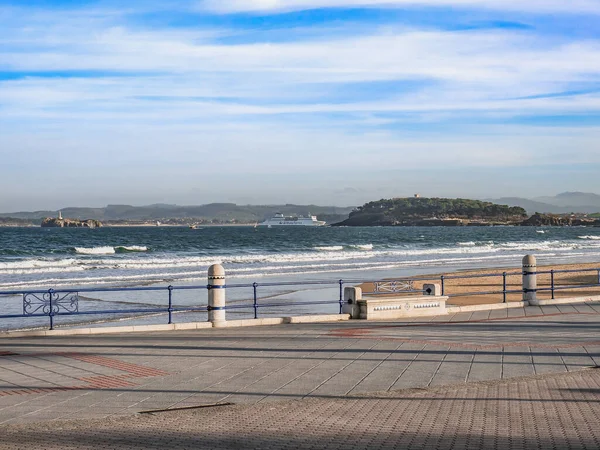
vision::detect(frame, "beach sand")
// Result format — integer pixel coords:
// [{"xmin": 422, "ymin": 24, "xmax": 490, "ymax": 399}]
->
[{"xmin": 360, "ymin": 261, "xmax": 600, "ymax": 306}]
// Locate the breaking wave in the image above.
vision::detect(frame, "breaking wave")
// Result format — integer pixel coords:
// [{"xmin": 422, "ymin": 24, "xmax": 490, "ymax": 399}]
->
[
  {"xmin": 350, "ymin": 244, "xmax": 373, "ymax": 250},
  {"xmin": 116, "ymin": 246, "xmax": 149, "ymax": 253},
  {"xmin": 74, "ymin": 245, "xmax": 148, "ymax": 255}
]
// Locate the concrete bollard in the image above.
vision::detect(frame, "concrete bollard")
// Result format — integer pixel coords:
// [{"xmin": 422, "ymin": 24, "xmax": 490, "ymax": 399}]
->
[
  {"xmin": 522, "ymin": 255, "xmax": 537, "ymax": 302},
  {"xmin": 342, "ymin": 286, "xmax": 362, "ymax": 319},
  {"xmin": 423, "ymin": 283, "xmax": 441, "ymax": 296},
  {"xmin": 208, "ymin": 264, "xmax": 226, "ymax": 327}
]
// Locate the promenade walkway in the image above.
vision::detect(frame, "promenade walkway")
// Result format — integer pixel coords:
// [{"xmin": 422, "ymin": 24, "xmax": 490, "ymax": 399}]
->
[{"xmin": 1, "ymin": 303, "xmax": 600, "ymax": 448}]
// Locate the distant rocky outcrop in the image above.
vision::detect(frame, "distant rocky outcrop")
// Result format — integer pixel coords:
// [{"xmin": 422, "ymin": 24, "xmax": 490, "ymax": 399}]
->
[
  {"xmin": 520, "ymin": 213, "xmax": 598, "ymax": 227},
  {"xmin": 41, "ymin": 218, "xmax": 102, "ymax": 228}
]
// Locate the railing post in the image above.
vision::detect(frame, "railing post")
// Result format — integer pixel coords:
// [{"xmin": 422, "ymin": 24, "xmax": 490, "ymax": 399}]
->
[
  {"xmin": 522, "ymin": 255, "xmax": 537, "ymax": 303},
  {"xmin": 338, "ymin": 280, "xmax": 344, "ymax": 314},
  {"xmin": 253, "ymin": 282, "xmax": 258, "ymax": 319},
  {"xmin": 208, "ymin": 264, "xmax": 226, "ymax": 327},
  {"xmin": 167, "ymin": 285, "xmax": 173, "ymax": 324},
  {"xmin": 48, "ymin": 288, "xmax": 55, "ymax": 330},
  {"xmin": 597, "ymin": 269, "xmax": 600, "ymax": 286},
  {"xmin": 550, "ymin": 270, "xmax": 555, "ymax": 300},
  {"xmin": 440, "ymin": 276, "xmax": 445, "ymax": 296},
  {"xmin": 502, "ymin": 272, "xmax": 507, "ymax": 303}
]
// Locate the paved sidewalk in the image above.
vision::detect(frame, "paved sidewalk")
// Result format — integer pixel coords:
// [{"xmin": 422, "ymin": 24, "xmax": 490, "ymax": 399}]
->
[
  {"xmin": 1, "ymin": 304, "xmax": 600, "ymax": 428},
  {"xmin": 2, "ymin": 368, "xmax": 600, "ymax": 449}
]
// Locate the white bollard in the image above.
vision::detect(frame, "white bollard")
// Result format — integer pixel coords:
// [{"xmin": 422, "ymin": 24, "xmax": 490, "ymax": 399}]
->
[
  {"xmin": 208, "ymin": 264, "xmax": 226, "ymax": 327},
  {"xmin": 522, "ymin": 255, "xmax": 537, "ymax": 302}
]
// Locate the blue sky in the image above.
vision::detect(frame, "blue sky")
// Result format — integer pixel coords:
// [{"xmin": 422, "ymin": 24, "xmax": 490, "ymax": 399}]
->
[{"xmin": 1, "ymin": 0, "xmax": 600, "ymax": 210}]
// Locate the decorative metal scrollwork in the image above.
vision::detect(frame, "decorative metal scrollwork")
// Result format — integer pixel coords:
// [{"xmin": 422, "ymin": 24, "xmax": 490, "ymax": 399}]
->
[
  {"xmin": 23, "ymin": 292, "xmax": 79, "ymax": 316},
  {"xmin": 373, "ymin": 280, "xmax": 414, "ymax": 293}
]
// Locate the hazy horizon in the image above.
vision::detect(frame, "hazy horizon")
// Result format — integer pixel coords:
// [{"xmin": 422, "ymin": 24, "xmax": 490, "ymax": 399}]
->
[
  {"xmin": 2, "ymin": 1, "xmax": 600, "ymax": 211},
  {"xmin": 3, "ymin": 190, "xmax": 600, "ymax": 214}
]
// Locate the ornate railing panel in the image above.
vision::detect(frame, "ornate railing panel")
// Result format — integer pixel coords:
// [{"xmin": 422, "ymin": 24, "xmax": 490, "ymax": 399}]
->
[
  {"xmin": 373, "ymin": 280, "xmax": 414, "ymax": 293},
  {"xmin": 23, "ymin": 291, "xmax": 79, "ymax": 316}
]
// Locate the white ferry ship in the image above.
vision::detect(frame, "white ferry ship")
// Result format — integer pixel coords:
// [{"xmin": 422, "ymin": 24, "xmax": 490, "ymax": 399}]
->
[{"xmin": 258, "ymin": 213, "xmax": 326, "ymax": 227}]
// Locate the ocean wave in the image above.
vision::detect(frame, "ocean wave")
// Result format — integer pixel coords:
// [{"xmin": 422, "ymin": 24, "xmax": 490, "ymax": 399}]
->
[
  {"xmin": 115, "ymin": 246, "xmax": 149, "ymax": 252},
  {"xmin": 579, "ymin": 236, "xmax": 600, "ymax": 240},
  {"xmin": 314, "ymin": 246, "xmax": 344, "ymax": 251},
  {"xmin": 74, "ymin": 246, "xmax": 116, "ymax": 255},
  {"xmin": 0, "ymin": 258, "xmax": 78, "ymax": 271},
  {"xmin": 350, "ymin": 244, "xmax": 373, "ymax": 250}
]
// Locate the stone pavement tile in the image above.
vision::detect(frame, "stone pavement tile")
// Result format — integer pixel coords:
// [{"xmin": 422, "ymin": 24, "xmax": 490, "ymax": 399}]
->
[
  {"xmin": 489, "ymin": 308, "xmax": 508, "ymax": 319},
  {"xmin": 467, "ymin": 350, "xmax": 502, "ymax": 382},
  {"xmin": 254, "ymin": 339, "xmax": 361, "ymax": 402},
  {"xmin": 583, "ymin": 345, "xmax": 600, "ymax": 366},
  {"xmin": 469, "ymin": 310, "xmax": 491, "ymax": 321},
  {"xmin": 558, "ymin": 346, "xmax": 597, "ymax": 371},
  {"xmin": 430, "ymin": 313, "xmax": 455, "ymax": 322},
  {"xmin": 507, "ymin": 307, "xmax": 526, "ymax": 318},
  {"xmin": 539, "ymin": 305, "xmax": 561, "ymax": 315},
  {"xmin": 524, "ymin": 306, "xmax": 543, "ymax": 316},
  {"xmin": 450, "ymin": 312, "xmax": 473, "ymax": 322},
  {"xmin": 571, "ymin": 303, "xmax": 596, "ymax": 314},
  {"xmin": 429, "ymin": 349, "xmax": 475, "ymax": 387},
  {"xmin": 349, "ymin": 342, "xmax": 426, "ymax": 394},
  {"xmin": 308, "ymin": 340, "xmax": 401, "ymax": 397},
  {"xmin": 531, "ymin": 348, "xmax": 567, "ymax": 375},
  {"xmin": 390, "ymin": 344, "xmax": 450, "ymax": 390},
  {"xmin": 556, "ymin": 304, "xmax": 579, "ymax": 314},
  {"xmin": 502, "ymin": 346, "xmax": 535, "ymax": 379}
]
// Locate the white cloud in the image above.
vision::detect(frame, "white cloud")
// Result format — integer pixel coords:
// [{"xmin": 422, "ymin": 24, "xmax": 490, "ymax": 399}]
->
[
  {"xmin": 1, "ymin": 2, "xmax": 600, "ymax": 208},
  {"xmin": 200, "ymin": 0, "xmax": 600, "ymax": 15}
]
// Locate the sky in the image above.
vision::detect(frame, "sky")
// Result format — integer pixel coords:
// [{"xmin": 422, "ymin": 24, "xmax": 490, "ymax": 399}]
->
[{"xmin": 1, "ymin": 1, "xmax": 600, "ymax": 211}]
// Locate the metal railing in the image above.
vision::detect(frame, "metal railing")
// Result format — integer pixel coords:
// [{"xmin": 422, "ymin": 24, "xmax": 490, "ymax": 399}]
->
[
  {"xmin": 533, "ymin": 268, "xmax": 600, "ymax": 300},
  {"xmin": 2, "ymin": 266, "xmax": 600, "ymax": 331}
]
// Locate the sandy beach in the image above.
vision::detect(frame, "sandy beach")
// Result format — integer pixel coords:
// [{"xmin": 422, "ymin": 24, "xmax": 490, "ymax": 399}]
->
[{"xmin": 361, "ymin": 261, "xmax": 600, "ymax": 306}]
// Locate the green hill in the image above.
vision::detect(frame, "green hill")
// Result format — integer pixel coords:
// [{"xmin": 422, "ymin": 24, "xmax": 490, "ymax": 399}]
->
[{"xmin": 334, "ymin": 197, "xmax": 528, "ymax": 226}]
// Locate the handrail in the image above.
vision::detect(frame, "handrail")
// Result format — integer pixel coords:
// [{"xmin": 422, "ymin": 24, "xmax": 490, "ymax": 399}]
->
[{"xmin": 2, "ymin": 265, "xmax": 600, "ymax": 331}]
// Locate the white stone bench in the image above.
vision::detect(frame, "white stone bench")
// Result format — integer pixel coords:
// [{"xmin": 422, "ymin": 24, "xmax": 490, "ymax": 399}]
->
[{"xmin": 342, "ymin": 284, "xmax": 448, "ymax": 320}]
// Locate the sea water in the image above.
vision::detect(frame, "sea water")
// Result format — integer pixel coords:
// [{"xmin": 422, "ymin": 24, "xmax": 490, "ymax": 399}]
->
[
  {"xmin": 1, "ymin": 226, "xmax": 599, "ymax": 330},
  {"xmin": 2, "ymin": 226, "xmax": 600, "ymax": 290}
]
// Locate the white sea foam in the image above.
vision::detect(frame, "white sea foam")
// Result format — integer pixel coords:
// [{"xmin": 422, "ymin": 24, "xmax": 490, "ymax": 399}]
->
[
  {"xmin": 350, "ymin": 244, "xmax": 373, "ymax": 250},
  {"xmin": 75, "ymin": 246, "xmax": 116, "ymax": 255},
  {"xmin": 0, "ymin": 258, "xmax": 78, "ymax": 271},
  {"xmin": 5, "ymin": 237, "xmax": 600, "ymax": 291},
  {"xmin": 536, "ymin": 230, "xmax": 546, "ymax": 234},
  {"xmin": 116, "ymin": 245, "xmax": 149, "ymax": 252}
]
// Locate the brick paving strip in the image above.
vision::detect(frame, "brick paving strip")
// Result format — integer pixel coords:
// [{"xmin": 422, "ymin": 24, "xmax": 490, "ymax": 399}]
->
[
  {"xmin": 2, "ymin": 369, "xmax": 600, "ymax": 449},
  {"xmin": 0, "ymin": 353, "xmax": 169, "ymax": 396}
]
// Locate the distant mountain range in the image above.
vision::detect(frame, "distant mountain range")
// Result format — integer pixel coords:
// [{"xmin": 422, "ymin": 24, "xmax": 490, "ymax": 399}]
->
[
  {"xmin": 0, "ymin": 203, "xmax": 355, "ymax": 224},
  {"xmin": 488, "ymin": 192, "xmax": 600, "ymax": 214},
  {"xmin": 3, "ymin": 193, "xmax": 600, "ymax": 224}
]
